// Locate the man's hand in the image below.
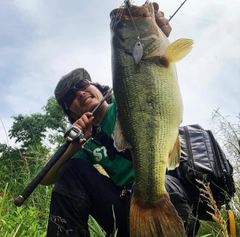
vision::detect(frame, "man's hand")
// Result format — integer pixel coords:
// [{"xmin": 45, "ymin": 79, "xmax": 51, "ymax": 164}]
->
[
  {"xmin": 153, "ymin": 2, "xmax": 172, "ymax": 37},
  {"xmin": 72, "ymin": 112, "xmax": 94, "ymax": 140}
]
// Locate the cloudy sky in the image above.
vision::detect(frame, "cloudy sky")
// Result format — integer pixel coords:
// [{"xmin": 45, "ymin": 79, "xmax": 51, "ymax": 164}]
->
[{"xmin": 0, "ymin": 0, "xmax": 239, "ymax": 147}]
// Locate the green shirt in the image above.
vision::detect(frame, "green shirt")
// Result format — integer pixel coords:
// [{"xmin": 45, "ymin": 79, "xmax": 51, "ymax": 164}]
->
[{"xmin": 73, "ymin": 99, "xmax": 135, "ymax": 187}]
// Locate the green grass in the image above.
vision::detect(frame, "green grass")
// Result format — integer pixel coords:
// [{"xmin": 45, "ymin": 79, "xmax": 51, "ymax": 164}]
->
[
  {"xmin": 0, "ymin": 152, "xmax": 239, "ymax": 237},
  {"xmin": 0, "ymin": 182, "xmax": 108, "ymax": 237},
  {"xmin": 1, "ymin": 181, "xmax": 239, "ymax": 236},
  {"xmin": 0, "ymin": 183, "xmax": 49, "ymax": 237}
]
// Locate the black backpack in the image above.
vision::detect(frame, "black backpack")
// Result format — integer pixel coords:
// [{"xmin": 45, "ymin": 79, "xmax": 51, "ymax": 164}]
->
[{"xmin": 173, "ymin": 124, "xmax": 236, "ymax": 220}]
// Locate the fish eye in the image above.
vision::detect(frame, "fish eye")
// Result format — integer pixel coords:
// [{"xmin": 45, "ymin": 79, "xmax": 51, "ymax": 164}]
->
[
  {"xmin": 111, "ymin": 18, "xmax": 125, "ymax": 30},
  {"xmin": 116, "ymin": 20, "xmax": 125, "ymax": 28}
]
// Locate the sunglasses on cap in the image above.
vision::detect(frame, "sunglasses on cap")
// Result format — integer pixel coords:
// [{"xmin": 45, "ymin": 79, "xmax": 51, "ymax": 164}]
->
[{"xmin": 62, "ymin": 79, "xmax": 92, "ymax": 112}]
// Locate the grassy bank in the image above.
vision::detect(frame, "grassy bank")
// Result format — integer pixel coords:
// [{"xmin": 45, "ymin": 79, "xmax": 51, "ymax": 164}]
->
[{"xmin": 1, "ymin": 179, "xmax": 239, "ymax": 236}]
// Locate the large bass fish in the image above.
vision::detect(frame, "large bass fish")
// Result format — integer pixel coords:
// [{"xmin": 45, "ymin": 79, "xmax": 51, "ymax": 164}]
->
[{"xmin": 110, "ymin": 1, "xmax": 193, "ymax": 237}]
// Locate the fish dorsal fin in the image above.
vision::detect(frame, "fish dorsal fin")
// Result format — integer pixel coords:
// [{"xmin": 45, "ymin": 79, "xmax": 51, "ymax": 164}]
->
[
  {"xmin": 163, "ymin": 38, "xmax": 194, "ymax": 64},
  {"xmin": 114, "ymin": 117, "xmax": 132, "ymax": 152}
]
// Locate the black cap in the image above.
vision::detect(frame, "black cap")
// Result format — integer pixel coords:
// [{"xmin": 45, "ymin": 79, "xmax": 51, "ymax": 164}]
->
[{"xmin": 54, "ymin": 68, "xmax": 91, "ymax": 104}]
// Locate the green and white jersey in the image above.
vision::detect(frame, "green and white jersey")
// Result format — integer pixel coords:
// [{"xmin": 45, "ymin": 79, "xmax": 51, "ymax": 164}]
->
[{"xmin": 73, "ymin": 99, "xmax": 134, "ymax": 187}]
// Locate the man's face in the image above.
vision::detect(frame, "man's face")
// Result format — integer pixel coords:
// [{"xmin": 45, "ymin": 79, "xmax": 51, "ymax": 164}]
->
[{"xmin": 67, "ymin": 84, "xmax": 104, "ymax": 117}]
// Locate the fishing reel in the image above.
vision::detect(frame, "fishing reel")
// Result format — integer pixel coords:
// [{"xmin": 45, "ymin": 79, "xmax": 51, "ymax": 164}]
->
[{"xmin": 64, "ymin": 126, "xmax": 86, "ymax": 143}]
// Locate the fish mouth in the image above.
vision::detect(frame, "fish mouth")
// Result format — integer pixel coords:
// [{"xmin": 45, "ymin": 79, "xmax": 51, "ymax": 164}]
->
[
  {"xmin": 110, "ymin": 1, "xmax": 168, "ymax": 61},
  {"xmin": 110, "ymin": 2, "xmax": 154, "ymax": 24}
]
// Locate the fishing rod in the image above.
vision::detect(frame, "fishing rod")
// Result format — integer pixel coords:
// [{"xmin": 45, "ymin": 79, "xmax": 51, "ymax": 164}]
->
[
  {"xmin": 14, "ymin": 88, "xmax": 113, "ymax": 207},
  {"xmin": 169, "ymin": 0, "xmax": 188, "ymax": 21}
]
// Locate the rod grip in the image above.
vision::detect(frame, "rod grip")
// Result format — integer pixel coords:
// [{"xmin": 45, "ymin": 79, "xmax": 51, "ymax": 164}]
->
[{"xmin": 14, "ymin": 195, "xmax": 25, "ymax": 207}]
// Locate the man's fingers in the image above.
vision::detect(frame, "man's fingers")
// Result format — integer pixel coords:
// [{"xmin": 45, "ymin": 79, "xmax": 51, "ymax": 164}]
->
[
  {"xmin": 152, "ymin": 2, "xmax": 159, "ymax": 12},
  {"xmin": 74, "ymin": 112, "xmax": 93, "ymax": 133},
  {"xmin": 160, "ymin": 25, "xmax": 172, "ymax": 37},
  {"xmin": 155, "ymin": 12, "xmax": 172, "ymax": 37}
]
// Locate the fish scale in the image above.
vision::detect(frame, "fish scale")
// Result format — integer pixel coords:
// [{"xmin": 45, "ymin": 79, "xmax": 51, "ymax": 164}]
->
[{"xmin": 115, "ymin": 62, "xmax": 179, "ymax": 197}]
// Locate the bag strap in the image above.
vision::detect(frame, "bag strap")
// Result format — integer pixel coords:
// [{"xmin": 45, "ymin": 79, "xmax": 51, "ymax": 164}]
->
[{"xmin": 91, "ymin": 126, "xmax": 132, "ymax": 162}]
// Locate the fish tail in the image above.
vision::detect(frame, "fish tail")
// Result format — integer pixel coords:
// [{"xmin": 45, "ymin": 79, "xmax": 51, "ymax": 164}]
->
[{"xmin": 129, "ymin": 192, "xmax": 187, "ymax": 237}]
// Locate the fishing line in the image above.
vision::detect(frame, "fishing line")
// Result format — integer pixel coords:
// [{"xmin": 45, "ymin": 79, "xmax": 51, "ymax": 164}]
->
[
  {"xmin": 124, "ymin": 0, "xmax": 145, "ymax": 64},
  {"xmin": 111, "ymin": 7, "xmax": 124, "ymax": 29},
  {"xmin": 124, "ymin": 0, "xmax": 141, "ymax": 41}
]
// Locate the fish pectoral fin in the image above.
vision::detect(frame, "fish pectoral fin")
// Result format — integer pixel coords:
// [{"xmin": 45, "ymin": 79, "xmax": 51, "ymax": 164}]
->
[
  {"xmin": 114, "ymin": 117, "xmax": 132, "ymax": 152},
  {"xmin": 168, "ymin": 135, "xmax": 181, "ymax": 170},
  {"xmin": 163, "ymin": 38, "xmax": 194, "ymax": 65},
  {"xmin": 146, "ymin": 38, "xmax": 193, "ymax": 67}
]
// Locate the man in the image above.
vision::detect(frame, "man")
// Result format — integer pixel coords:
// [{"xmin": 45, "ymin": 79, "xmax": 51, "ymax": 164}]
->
[{"xmin": 41, "ymin": 5, "xmax": 199, "ymax": 237}]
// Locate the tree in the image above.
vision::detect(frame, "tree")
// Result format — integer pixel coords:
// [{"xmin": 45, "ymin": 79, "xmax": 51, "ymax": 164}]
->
[
  {"xmin": 9, "ymin": 113, "xmax": 47, "ymax": 148},
  {"xmin": 42, "ymin": 96, "xmax": 68, "ymax": 146},
  {"xmin": 1, "ymin": 97, "xmax": 68, "ymax": 192},
  {"xmin": 8, "ymin": 97, "xmax": 68, "ymax": 149}
]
